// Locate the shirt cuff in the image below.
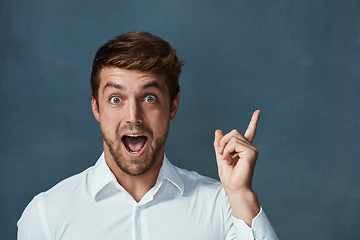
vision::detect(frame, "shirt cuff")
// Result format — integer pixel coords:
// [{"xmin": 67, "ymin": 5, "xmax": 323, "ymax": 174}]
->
[{"xmin": 231, "ymin": 207, "xmax": 279, "ymax": 240}]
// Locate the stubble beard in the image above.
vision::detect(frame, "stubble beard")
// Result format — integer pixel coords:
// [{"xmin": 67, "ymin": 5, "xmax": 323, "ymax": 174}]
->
[{"xmin": 101, "ymin": 123, "xmax": 169, "ymax": 176}]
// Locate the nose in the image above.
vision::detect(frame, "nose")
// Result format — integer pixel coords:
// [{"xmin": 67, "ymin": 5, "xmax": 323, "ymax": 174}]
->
[{"xmin": 125, "ymin": 99, "xmax": 143, "ymax": 124}]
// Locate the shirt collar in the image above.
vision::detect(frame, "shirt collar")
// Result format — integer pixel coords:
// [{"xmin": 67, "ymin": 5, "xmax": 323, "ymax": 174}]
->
[
  {"xmin": 89, "ymin": 152, "xmax": 119, "ymax": 200},
  {"xmin": 158, "ymin": 154, "xmax": 184, "ymax": 195},
  {"xmin": 89, "ymin": 153, "xmax": 184, "ymax": 201}
]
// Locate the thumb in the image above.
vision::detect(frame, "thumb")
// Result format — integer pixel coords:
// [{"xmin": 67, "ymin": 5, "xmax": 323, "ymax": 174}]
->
[{"xmin": 213, "ymin": 129, "xmax": 224, "ymax": 161}]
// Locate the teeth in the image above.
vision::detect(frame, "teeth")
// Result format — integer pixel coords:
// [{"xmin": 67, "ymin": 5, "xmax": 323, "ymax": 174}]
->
[
  {"xmin": 125, "ymin": 135, "xmax": 142, "ymax": 137},
  {"xmin": 127, "ymin": 148, "xmax": 137, "ymax": 153}
]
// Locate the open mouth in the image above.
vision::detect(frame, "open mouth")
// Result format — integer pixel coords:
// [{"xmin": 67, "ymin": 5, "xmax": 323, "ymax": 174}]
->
[{"xmin": 121, "ymin": 134, "xmax": 148, "ymax": 154}]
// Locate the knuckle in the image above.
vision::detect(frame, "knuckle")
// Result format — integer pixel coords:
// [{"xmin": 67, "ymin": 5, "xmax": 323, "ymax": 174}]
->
[
  {"xmin": 228, "ymin": 137, "xmax": 236, "ymax": 144},
  {"xmin": 231, "ymin": 129, "xmax": 239, "ymax": 135},
  {"xmin": 253, "ymin": 147, "xmax": 259, "ymax": 156}
]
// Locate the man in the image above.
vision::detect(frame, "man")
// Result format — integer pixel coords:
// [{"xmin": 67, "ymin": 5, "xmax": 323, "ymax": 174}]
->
[{"xmin": 17, "ymin": 32, "xmax": 278, "ymax": 239}]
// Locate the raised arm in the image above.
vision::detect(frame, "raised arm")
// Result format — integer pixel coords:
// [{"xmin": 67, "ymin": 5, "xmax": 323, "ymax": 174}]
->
[{"xmin": 214, "ymin": 110, "xmax": 261, "ymax": 226}]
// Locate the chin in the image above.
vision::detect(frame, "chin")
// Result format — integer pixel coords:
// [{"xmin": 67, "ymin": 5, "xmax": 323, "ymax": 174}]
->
[
  {"xmin": 119, "ymin": 160, "xmax": 155, "ymax": 176},
  {"xmin": 107, "ymin": 139, "xmax": 164, "ymax": 177}
]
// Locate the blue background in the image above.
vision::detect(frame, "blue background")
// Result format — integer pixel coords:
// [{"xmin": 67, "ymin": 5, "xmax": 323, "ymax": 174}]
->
[{"xmin": 1, "ymin": 0, "xmax": 360, "ymax": 239}]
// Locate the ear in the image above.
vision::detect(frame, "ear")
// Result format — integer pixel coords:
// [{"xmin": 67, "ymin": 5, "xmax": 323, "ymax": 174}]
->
[
  {"xmin": 91, "ymin": 97, "xmax": 100, "ymax": 122},
  {"xmin": 170, "ymin": 93, "xmax": 180, "ymax": 121}
]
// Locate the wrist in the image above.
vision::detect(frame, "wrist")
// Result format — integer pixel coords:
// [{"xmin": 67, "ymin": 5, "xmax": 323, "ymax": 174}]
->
[
  {"xmin": 225, "ymin": 188, "xmax": 260, "ymax": 227},
  {"xmin": 224, "ymin": 186, "xmax": 254, "ymax": 196}
]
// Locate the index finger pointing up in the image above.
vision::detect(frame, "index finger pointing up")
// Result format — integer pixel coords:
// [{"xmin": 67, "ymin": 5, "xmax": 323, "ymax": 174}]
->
[{"xmin": 244, "ymin": 110, "xmax": 261, "ymax": 143}]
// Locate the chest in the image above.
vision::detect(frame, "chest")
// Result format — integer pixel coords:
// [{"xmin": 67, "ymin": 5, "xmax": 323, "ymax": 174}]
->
[{"xmin": 51, "ymin": 190, "xmax": 226, "ymax": 240}]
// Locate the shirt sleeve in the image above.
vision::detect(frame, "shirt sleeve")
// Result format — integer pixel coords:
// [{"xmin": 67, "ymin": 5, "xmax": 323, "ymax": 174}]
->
[
  {"xmin": 231, "ymin": 207, "xmax": 279, "ymax": 240},
  {"xmin": 17, "ymin": 194, "xmax": 49, "ymax": 240}
]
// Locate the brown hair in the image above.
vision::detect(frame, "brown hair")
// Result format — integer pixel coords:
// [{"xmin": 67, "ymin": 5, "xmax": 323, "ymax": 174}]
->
[{"xmin": 90, "ymin": 31, "xmax": 184, "ymax": 104}]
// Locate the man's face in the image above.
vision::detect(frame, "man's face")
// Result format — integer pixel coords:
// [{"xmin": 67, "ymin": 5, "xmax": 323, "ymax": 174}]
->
[{"xmin": 91, "ymin": 67, "xmax": 179, "ymax": 176}]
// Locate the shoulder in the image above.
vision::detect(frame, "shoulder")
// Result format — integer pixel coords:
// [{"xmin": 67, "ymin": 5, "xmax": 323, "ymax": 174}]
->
[
  {"xmin": 174, "ymin": 165, "xmax": 223, "ymax": 195},
  {"xmin": 17, "ymin": 166, "xmax": 92, "ymax": 238},
  {"xmin": 18, "ymin": 166, "xmax": 95, "ymax": 236},
  {"xmin": 43, "ymin": 166, "xmax": 93, "ymax": 200},
  {"xmin": 175, "ymin": 166, "xmax": 219, "ymax": 184},
  {"xmin": 20, "ymin": 166, "xmax": 94, "ymax": 218},
  {"xmin": 17, "ymin": 193, "xmax": 44, "ymax": 238}
]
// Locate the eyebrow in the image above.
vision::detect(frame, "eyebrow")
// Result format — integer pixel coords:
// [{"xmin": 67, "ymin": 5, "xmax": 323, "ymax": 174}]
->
[
  {"xmin": 142, "ymin": 81, "xmax": 161, "ymax": 91},
  {"xmin": 103, "ymin": 83, "xmax": 123, "ymax": 94},
  {"xmin": 102, "ymin": 80, "xmax": 162, "ymax": 94}
]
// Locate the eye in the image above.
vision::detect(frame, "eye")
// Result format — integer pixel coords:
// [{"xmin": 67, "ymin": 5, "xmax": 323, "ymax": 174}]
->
[
  {"xmin": 145, "ymin": 95, "xmax": 156, "ymax": 103},
  {"xmin": 110, "ymin": 96, "xmax": 122, "ymax": 104}
]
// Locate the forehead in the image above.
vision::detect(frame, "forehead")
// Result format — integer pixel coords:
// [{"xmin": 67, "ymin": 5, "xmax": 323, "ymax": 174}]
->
[{"xmin": 99, "ymin": 67, "xmax": 167, "ymax": 91}]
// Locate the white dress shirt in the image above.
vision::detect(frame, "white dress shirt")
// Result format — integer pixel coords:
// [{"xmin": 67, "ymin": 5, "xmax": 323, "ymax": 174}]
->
[{"xmin": 18, "ymin": 153, "xmax": 278, "ymax": 240}]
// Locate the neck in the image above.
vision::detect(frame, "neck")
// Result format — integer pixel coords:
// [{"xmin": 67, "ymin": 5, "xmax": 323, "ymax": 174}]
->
[{"xmin": 104, "ymin": 152, "xmax": 163, "ymax": 203}]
